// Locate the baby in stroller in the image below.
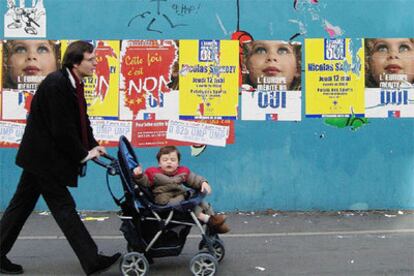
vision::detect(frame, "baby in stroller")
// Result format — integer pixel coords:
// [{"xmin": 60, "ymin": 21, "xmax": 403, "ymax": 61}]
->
[
  {"xmin": 132, "ymin": 145, "xmax": 230, "ymax": 234},
  {"xmin": 95, "ymin": 136, "xmax": 228, "ymax": 275}
]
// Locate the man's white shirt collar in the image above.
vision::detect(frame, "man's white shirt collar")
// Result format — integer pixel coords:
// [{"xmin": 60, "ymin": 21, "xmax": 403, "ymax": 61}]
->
[{"xmin": 66, "ymin": 68, "xmax": 76, "ymax": 89}]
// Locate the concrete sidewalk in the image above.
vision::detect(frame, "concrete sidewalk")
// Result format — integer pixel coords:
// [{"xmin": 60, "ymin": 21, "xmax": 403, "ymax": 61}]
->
[{"xmin": 1, "ymin": 210, "xmax": 414, "ymax": 275}]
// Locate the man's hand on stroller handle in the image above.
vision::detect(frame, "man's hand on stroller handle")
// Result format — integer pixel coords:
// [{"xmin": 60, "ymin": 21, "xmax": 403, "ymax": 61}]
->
[
  {"xmin": 90, "ymin": 146, "xmax": 107, "ymax": 159},
  {"xmin": 91, "ymin": 150, "xmax": 117, "ymax": 176},
  {"xmin": 82, "ymin": 146, "xmax": 107, "ymax": 163},
  {"xmin": 200, "ymin": 181, "xmax": 211, "ymax": 195}
]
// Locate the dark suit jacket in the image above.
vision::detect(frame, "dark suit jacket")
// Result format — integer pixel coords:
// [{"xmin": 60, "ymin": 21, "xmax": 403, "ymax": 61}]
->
[{"xmin": 16, "ymin": 68, "xmax": 98, "ymax": 187}]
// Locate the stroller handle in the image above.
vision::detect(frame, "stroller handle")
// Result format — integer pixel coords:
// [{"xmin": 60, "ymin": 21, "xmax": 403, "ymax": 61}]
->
[{"xmin": 93, "ymin": 153, "xmax": 118, "ymax": 176}]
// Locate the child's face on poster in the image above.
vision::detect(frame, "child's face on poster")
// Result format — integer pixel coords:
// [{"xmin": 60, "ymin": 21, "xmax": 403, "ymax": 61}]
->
[
  {"xmin": 246, "ymin": 40, "xmax": 299, "ymax": 88},
  {"xmin": 158, "ymin": 151, "xmax": 179, "ymax": 175},
  {"xmin": 7, "ymin": 40, "xmax": 57, "ymax": 85},
  {"xmin": 369, "ymin": 38, "xmax": 414, "ymax": 84}
]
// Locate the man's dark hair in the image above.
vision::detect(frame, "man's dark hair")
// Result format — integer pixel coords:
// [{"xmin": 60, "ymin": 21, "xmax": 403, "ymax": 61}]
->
[
  {"xmin": 62, "ymin": 41, "xmax": 94, "ymax": 69},
  {"xmin": 156, "ymin": 146, "xmax": 181, "ymax": 162}
]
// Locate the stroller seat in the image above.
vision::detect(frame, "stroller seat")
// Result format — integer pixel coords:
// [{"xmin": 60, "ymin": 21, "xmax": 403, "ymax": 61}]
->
[
  {"xmin": 116, "ymin": 135, "xmax": 207, "ymax": 215},
  {"xmin": 137, "ymin": 186, "xmax": 206, "ymax": 214}
]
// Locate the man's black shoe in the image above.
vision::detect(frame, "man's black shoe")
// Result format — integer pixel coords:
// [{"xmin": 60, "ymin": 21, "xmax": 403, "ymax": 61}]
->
[
  {"xmin": 0, "ymin": 257, "xmax": 23, "ymax": 274},
  {"xmin": 87, "ymin": 253, "xmax": 121, "ymax": 275}
]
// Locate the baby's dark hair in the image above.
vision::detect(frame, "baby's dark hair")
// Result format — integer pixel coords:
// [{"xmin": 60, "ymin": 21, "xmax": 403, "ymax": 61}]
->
[{"xmin": 156, "ymin": 146, "xmax": 181, "ymax": 162}]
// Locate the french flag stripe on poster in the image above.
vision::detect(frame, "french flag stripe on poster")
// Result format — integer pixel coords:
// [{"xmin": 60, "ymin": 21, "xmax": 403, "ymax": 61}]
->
[
  {"xmin": 266, "ymin": 114, "xmax": 278, "ymax": 121},
  {"xmin": 388, "ymin": 111, "xmax": 401, "ymax": 118}
]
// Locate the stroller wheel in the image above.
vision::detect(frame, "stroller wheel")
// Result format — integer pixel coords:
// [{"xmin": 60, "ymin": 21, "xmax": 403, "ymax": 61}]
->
[
  {"xmin": 189, "ymin": 252, "xmax": 218, "ymax": 276},
  {"xmin": 199, "ymin": 238, "xmax": 225, "ymax": 262},
  {"xmin": 120, "ymin": 252, "xmax": 149, "ymax": 276}
]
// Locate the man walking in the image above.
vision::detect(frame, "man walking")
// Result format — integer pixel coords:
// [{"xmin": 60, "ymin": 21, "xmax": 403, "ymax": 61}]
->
[{"xmin": 0, "ymin": 41, "xmax": 120, "ymax": 275}]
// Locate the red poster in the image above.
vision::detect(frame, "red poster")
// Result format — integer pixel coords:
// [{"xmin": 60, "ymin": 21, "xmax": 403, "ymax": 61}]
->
[
  {"xmin": 132, "ymin": 120, "xmax": 235, "ymax": 148},
  {"xmin": 120, "ymin": 40, "xmax": 178, "ymax": 120}
]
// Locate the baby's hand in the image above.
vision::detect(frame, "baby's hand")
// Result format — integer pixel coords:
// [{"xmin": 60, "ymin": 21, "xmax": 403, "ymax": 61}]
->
[
  {"xmin": 133, "ymin": 166, "xmax": 143, "ymax": 178},
  {"xmin": 200, "ymin": 182, "xmax": 211, "ymax": 195}
]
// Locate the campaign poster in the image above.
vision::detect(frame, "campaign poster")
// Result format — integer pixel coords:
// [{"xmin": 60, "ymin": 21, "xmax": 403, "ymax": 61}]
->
[
  {"xmin": 131, "ymin": 119, "xmax": 234, "ymax": 148},
  {"xmin": 61, "ymin": 40, "xmax": 120, "ymax": 119},
  {"xmin": 119, "ymin": 40, "xmax": 178, "ymax": 121},
  {"xmin": 1, "ymin": 40, "xmax": 61, "ymax": 121},
  {"xmin": 166, "ymin": 119, "xmax": 229, "ymax": 147},
  {"xmin": 179, "ymin": 40, "xmax": 239, "ymax": 120},
  {"xmin": 240, "ymin": 40, "xmax": 302, "ymax": 121},
  {"xmin": 90, "ymin": 119, "xmax": 132, "ymax": 147},
  {"xmin": 0, "ymin": 44, "xmax": 21, "ymax": 147},
  {"xmin": 364, "ymin": 38, "xmax": 414, "ymax": 118},
  {"xmin": 0, "ymin": 121, "xmax": 25, "ymax": 146},
  {"xmin": 305, "ymin": 38, "xmax": 365, "ymax": 117}
]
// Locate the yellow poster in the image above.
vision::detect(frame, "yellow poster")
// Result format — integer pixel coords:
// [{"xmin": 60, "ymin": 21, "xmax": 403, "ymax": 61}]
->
[
  {"xmin": 305, "ymin": 38, "xmax": 365, "ymax": 117},
  {"xmin": 179, "ymin": 40, "xmax": 239, "ymax": 119},
  {"xmin": 61, "ymin": 40, "xmax": 120, "ymax": 119}
]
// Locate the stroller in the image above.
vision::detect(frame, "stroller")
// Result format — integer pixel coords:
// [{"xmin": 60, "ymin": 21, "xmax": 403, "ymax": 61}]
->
[{"xmin": 94, "ymin": 136, "xmax": 225, "ymax": 276}]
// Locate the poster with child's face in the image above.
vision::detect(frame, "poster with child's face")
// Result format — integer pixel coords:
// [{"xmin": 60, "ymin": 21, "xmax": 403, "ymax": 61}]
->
[
  {"xmin": 0, "ymin": 44, "xmax": 21, "ymax": 147},
  {"xmin": 365, "ymin": 38, "xmax": 414, "ymax": 118},
  {"xmin": 1, "ymin": 40, "xmax": 60, "ymax": 120},
  {"xmin": 240, "ymin": 40, "xmax": 302, "ymax": 121}
]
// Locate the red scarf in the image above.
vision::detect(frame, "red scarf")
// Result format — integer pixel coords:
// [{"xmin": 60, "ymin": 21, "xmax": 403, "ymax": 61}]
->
[{"xmin": 70, "ymin": 68, "xmax": 89, "ymax": 149}]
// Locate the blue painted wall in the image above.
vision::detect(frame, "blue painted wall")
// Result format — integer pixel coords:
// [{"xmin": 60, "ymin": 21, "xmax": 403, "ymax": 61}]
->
[{"xmin": 1, "ymin": 0, "xmax": 413, "ymax": 211}]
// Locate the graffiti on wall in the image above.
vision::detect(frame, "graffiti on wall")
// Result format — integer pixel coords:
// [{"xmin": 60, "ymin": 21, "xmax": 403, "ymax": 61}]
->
[{"xmin": 127, "ymin": 0, "xmax": 203, "ymax": 33}]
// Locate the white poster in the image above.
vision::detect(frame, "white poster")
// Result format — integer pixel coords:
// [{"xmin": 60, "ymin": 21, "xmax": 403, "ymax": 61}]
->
[
  {"xmin": 4, "ymin": 0, "xmax": 47, "ymax": 38},
  {"xmin": 241, "ymin": 90, "xmax": 302, "ymax": 121},
  {"xmin": 166, "ymin": 119, "xmax": 229, "ymax": 147},
  {"xmin": 364, "ymin": 38, "xmax": 414, "ymax": 118},
  {"xmin": 1, "ymin": 89, "xmax": 30, "ymax": 120},
  {"xmin": 90, "ymin": 120, "xmax": 132, "ymax": 142},
  {"xmin": 240, "ymin": 40, "xmax": 302, "ymax": 121},
  {"xmin": 0, "ymin": 120, "xmax": 25, "ymax": 143},
  {"xmin": 365, "ymin": 87, "xmax": 414, "ymax": 118}
]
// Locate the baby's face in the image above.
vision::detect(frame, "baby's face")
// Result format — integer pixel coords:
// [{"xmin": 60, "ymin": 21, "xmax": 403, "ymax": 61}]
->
[
  {"xmin": 7, "ymin": 40, "xmax": 57, "ymax": 84},
  {"xmin": 246, "ymin": 40, "xmax": 299, "ymax": 89},
  {"xmin": 369, "ymin": 38, "xmax": 414, "ymax": 84},
  {"xmin": 158, "ymin": 151, "xmax": 179, "ymax": 175}
]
